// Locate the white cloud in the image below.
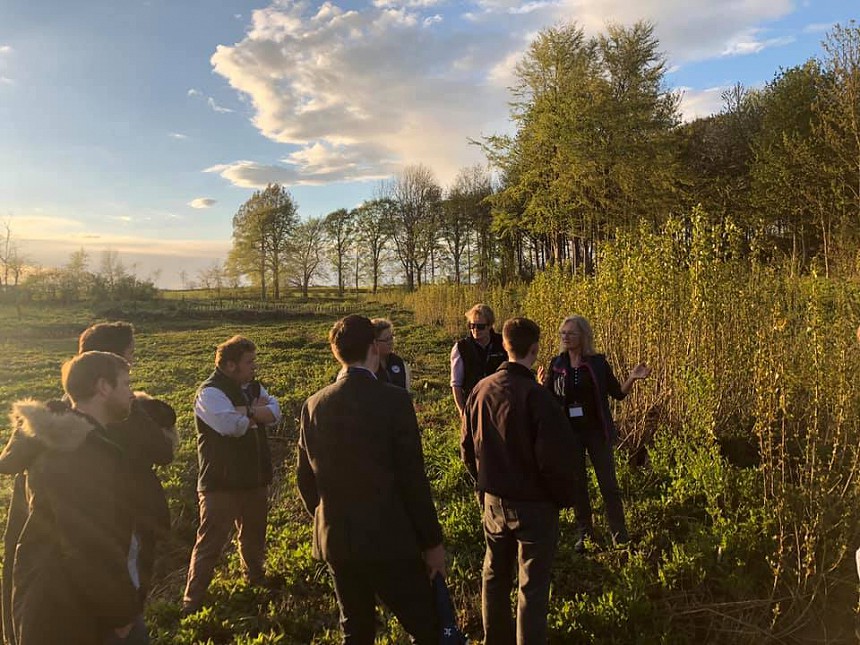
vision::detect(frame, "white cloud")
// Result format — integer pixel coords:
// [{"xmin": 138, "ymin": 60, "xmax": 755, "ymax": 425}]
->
[
  {"xmin": 423, "ymin": 14, "xmax": 443, "ymax": 26},
  {"xmin": 188, "ymin": 198, "xmax": 217, "ymax": 209},
  {"xmin": 0, "ymin": 77, "xmax": 13, "ymax": 85},
  {"xmin": 678, "ymin": 86, "xmax": 727, "ymax": 121},
  {"xmin": 721, "ymin": 30, "xmax": 795, "ymax": 56},
  {"xmin": 373, "ymin": 0, "xmax": 443, "ymax": 7},
  {"xmin": 188, "ymin": 87, "xmax": 235, "ymax": 113},
  {"xmin": 206, "ymin": 0, "xmax": 799, "ymax": 187},
  {"xmin": 169, "ymin": 132, "xmax": 189, "ymax": 140},
  {"xmin": 0, "ymin": 46, "xmax": 11, "ymax": 55},
  {"xmin": 803, "ymin": 22, "xmax": 833, "ymax": 34},
  {"xmin": 207, "ymin": 97, "xmax": 234, "ymax": 113}
]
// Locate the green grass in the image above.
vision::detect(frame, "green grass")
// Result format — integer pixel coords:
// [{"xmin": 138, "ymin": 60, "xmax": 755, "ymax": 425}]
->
[{"xmin": 1, "ymin": 285, "xmax": 858, "ymax": 643}]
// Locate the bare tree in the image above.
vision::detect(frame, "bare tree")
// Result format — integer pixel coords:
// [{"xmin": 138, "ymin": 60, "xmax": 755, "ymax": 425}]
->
[
  {"xmin": 324, "ymin": 208, "xmax": 354, "ymax": 297},
  {"xmin": 286, "ymin": 217, "xmax": 327, "ymax": 298},
  {"xmin": 441, "ymin": 166, "xmax": 493, "ymax": 284},
  {"xmin": 384, "ymin": 164, "xmax": 442, "ymax": 290},
  {"xmin": 197, "ymin": 260, "xmax": 225, "ymax": 295},
  {"xmin": 0, "ymin": 220, "xmax": 20, "ymax": 289},
  {"xmin": 353, "ymin": 198, "xmax": 393, "ymax": 294}
]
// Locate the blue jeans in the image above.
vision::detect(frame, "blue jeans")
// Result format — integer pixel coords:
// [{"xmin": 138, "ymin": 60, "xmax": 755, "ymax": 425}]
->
[{"xmin": 104, "ymin": 614, "xmax": 150, "ymax": 645}]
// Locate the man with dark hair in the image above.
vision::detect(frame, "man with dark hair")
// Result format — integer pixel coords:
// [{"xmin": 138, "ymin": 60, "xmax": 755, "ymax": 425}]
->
[
  {"xmin": 298, "ymin": 314, "xmax": 445, "ymax": 644},
  {"xmin": 79, "ymin": 321, "xmax": 175, "ymax": 644},
  {"xmin": 450, "ymin": 303, "xmax": 506, "ymax": 416},
  {"xmin": 78, "ymin": 321, "xmax": 136, "ymax": 360},
  {"xmin": 462, "ymin": 317, "xmax": 576, "ymax": 645},
  {"xmin": 0, "ymin": 352, "xmax": 141, "ymax": 644},
  {"xmin": 182, "ymin": 335, "xmax": 281, "ymax": 615}
]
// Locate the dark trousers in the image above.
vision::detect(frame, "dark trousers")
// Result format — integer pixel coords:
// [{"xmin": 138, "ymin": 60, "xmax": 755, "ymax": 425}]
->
[
  {"xmin": 482, "ymin": 495, "xmax": 559, "ymax": 645},
  {"xmin": 183, "ymin": 487, "xmax": 268, "ymax": 609},
  {"xmin": 327, "ymin": 559, "xmax": 437, "ymax": 645},
  {"xmin": 571, "ymin": 427, "xmax": 628, "ymax": 541}
]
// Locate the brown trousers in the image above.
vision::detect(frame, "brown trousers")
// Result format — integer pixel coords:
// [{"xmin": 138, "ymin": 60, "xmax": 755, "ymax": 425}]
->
[{"xmin": 182, "ymin": 487, "xmax": 268, "ymax": 608}]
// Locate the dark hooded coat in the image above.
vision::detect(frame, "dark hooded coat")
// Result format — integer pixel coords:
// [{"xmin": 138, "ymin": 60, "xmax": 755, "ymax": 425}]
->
[{"xmin": 0, "ymin": 400, "xmax": 141, "ymax": 645}]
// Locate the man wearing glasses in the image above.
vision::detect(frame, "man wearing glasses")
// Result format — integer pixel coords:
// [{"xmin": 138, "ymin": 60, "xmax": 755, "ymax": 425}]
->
[{"xmin": 450, "ymin": 303, "xmax": 507, "ymax": 416}]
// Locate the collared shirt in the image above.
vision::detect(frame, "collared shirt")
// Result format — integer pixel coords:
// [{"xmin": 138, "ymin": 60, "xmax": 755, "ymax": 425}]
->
[
  {"xmin": 336, "ymin": 365, "xmax": 378, "ymax": 381},
  {"xmin": 195, "ymin": 382, "xmax": 281, "ymax": 438},
  {"xmin": 450, "ymin": 337, "xmax": 491, "ymax": 388}
]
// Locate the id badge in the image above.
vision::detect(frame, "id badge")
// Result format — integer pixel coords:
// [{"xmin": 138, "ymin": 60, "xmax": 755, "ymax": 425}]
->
[{"xmin": 568, "ymin": 405, "xmax": 584, "ymax": 418}]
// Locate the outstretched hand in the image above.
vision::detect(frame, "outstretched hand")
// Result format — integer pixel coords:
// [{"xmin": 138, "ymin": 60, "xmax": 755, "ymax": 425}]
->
[
  {"xmin": 424, "ymin": 543, "xmax": 447, "ymax": 579},
  {"xmin": 630, "ymin": 363, "xmax": 651, "ymax": 380}
]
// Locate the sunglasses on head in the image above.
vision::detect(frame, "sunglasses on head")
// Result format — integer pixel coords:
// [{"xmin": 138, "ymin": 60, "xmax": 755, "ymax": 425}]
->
[{"xmin": 468, "ymin": 323, "xmax": 488, "ymax": 330}]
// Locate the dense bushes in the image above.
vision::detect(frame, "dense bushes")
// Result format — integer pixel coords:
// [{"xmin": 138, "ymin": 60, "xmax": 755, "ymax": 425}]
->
[{"xmin": 401, "ymin": 212, "xmax": 860, "ymax": 641}]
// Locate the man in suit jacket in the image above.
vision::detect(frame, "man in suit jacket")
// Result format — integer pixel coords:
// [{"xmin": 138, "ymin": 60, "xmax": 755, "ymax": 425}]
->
[{"xmin": 297, "ymin": 314, "xmax": 445, "ymax": 645}]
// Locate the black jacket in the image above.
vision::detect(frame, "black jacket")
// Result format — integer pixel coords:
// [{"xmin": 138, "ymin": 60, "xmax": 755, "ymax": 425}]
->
[
  {"xmin": 297, "ymin": 368, "xmax": 443, "ymax": 562},
  {"xmin": 542, "ymin": 353, "xmax": 627, "ymax": 443},
  {"xmin": 461, "ymin": 362, "xmax": 577, "ymax": 507},
  {"xmin": 376, "ymin": 353, "xmax": 407, "ymax": 389},
  {"xmin": 196, "ymin": 369, "xmax": 273, "ymax": 492},
  {"xmin": 107, "ymin": 394, "xmax": 176, "ymax": 599},
  {"xmin": 455, "ymin": 331, "xmax": 506, "ymax": 397},
  {"xmin": 0, "ymin": 400, "xmax": 141, "ymax": 645}
]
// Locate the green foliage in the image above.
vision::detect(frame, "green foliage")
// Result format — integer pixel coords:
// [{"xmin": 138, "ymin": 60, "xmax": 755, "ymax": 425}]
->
[{"xmin": 2, "ymin": 248, "xmax": 860, "ymax": 643}]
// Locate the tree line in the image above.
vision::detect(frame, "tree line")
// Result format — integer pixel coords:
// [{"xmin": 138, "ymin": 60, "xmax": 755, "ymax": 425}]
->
[{"xmin": 223, "ymin": 20, "xmax": 859, "ymax": 295}]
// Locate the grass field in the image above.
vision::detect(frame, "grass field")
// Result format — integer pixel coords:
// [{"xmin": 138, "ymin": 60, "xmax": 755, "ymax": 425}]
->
[{"xmin": 1, "ymin": 284, "xmax": 858, "ymax": 644}]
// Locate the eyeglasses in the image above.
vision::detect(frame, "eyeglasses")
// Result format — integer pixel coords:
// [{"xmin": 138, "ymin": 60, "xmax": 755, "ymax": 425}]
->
[{"xmin": 468, "ymin": 323, "xmax": 488, "ymax": 331}]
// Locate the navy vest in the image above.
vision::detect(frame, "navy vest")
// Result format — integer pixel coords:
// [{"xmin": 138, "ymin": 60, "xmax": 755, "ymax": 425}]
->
[
  {"xmin": 377, "ymin": 353, "xmax": 407, "ymax": 389},
  {"xmin": 195, "ymin": 369, "xmax": 273, "ymax": 492},
  {"xmin": 457, "ymin": 331, "xmax": 506, "ymax": 397}
]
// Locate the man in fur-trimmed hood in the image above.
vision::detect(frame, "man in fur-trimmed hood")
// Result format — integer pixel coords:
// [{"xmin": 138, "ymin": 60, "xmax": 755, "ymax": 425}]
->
[{"xmin": 0, "ymin": 352, "xmax": 141, "ymax": 645}]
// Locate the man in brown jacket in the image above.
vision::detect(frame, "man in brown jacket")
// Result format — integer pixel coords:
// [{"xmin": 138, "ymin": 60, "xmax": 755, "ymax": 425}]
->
[
  {"xmin": 297, "ymin": 314, "xmax": 445, "ymax": 644},
  {"xmin": 462, "ymin": 317, "xmax": 576, "ymax": 645}
]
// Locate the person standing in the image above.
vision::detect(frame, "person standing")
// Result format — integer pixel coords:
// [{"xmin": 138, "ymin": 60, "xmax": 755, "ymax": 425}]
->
[
  {"xmin": 1, "ymin": 322, "xmax": 174, "ymax": 645},
  {"xmin": 182, "ymin": 336, "xmax": 281, "ymax": 615},
  {"xmin": 0, "ymin": 352, "xmax": 141, "ymax": 644},
  {"xmin": 539, "ymin": 315, "xmax": 650, "ymax": 552},
  {"xmin": 462, "ymin": 317, "xmax": 576, "ymax": 645},
  {"xmin": 371, "ymin": 318, "xmax": 411, "ymax": 390},
  {"xmin": 450, "ymin": 304, "xmax": 506, "ymax": 416},
  {"xmin": 78, "ymin": 322, "xmax": 176, "ymax": 645},
  {"xmin": 297, "ymin": 315, "xmax": 445, "ymax": 644}
]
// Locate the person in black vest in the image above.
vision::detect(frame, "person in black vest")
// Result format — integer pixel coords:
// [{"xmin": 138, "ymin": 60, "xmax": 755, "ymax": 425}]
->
[
  {"xmin": 450, "ymin": 304, "xmax": 506, "ymax": 416},
  {"xmin": 182, "ymin": 336, "xmax": 281, "ymax": 615},
  {"xmin": 539, "ymin": 315, "xmax": 650, "ymax": 552},
  {"xmin": 371, "ymin": 318, "xmax": 410, "ymax": 390}
]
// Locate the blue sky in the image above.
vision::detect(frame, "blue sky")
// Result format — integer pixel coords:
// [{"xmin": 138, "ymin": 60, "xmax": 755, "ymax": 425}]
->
[{"xmin": 0, "ymin": 0, "xmax": 853, "ymax": 287}]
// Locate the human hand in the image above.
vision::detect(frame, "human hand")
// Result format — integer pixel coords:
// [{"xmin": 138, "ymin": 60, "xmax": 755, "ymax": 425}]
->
[
  {"xmin": 630, "ymin": 363, "xmax": 651, "ymax": 380},
  {"xmin": 114, "ymin": 623, "xmax": 133, "ymax": 639},
  {"xmin": 424, "ymin": 543, "xmax": 447, "ymax": 579}
]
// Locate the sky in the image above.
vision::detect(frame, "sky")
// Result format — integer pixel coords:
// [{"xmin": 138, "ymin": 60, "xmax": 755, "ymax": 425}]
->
[{"xmin": 0, "ymin": 0, "xmax": 854, "ymax": 288}]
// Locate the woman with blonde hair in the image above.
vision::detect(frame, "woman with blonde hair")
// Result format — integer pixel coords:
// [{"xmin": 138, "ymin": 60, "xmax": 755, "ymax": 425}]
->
[
  {"xmin": 372, "ymin": 318, "xmax": 411, "ymax": 390},
  {"xmin": 540, "ymin": 315, "xmax": 650, "ymax": 552}
]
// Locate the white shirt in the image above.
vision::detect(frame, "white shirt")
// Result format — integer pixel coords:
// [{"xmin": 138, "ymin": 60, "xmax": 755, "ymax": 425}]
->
[
  {"xmin": 450, "ymin": 343, "xmax": 464, "ymax": 388},
  {"xmin": 195, "ymin": 383, "xmax": 281, "ymax": 437}
]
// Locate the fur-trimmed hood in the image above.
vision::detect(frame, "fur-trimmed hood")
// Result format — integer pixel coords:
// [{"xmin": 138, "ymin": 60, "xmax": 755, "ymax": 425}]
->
[{"xmin": 0, "ymin": 399, "xmax": 96, "ymax": 474}]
